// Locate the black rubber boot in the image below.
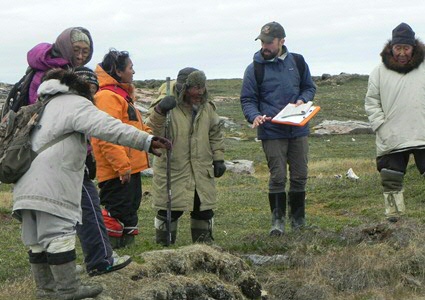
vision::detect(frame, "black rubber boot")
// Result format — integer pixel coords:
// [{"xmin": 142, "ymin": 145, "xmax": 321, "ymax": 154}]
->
[
  {"xmin": 155, "ymin": 216, "xmax": 178, "ymax": 246},
  {"xmin": 191, "ymin": 218, "xmax": 214, "ymax": 243},
  {"xmin": 268, "ymin": 192, "xmax": 286, "ymax": 236},
  {"xmin": 288, "ymin": 191, "xmax": 306, "ymax": 230}
]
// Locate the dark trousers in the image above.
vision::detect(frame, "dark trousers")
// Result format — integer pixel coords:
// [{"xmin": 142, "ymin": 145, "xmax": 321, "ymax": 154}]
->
[
  {"xmin": 377, "ymin": 149, "xmax": 425, "ymax": 174},
  {"xmin": 76, "ymin": 174, "xmax": 113, "ymax": 272},
  {"xmin": 99, "ymin": 172, "xmax": 142, "ymax": 229},
  {"xmin": 262, "ymin": 137, "xmax": 309, "ymax": 193},
  {"xmin": 157, "ymin": 190, "xmax": 214, "ymax": 221}
]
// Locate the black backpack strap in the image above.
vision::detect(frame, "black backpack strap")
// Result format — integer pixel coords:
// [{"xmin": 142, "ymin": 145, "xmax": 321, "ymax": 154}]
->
[
  {"xmin": 253, "ymin": 61, "xmax": 265, "ymax": 88},
  {"xmin": 291, "ymin": 53, "xmax": 305, "ymax": 79}
]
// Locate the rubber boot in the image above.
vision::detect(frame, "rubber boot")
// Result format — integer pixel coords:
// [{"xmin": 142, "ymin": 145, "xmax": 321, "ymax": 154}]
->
[
  {"xmin": 268, "ymin": 192, "xmax": 286, "ymax": 236},
  {"xmin": 191, "ymin": 218, "xmax": 214, "ymax": 243},
  {"xmin": 29, "ymin": 251, "xmax": 56, "ymax": 299},
  {"xmin": 49, "ymin": 260, "xmax": 103, "ymax": 300},
  {"xmin": 288, "ymin": 191, "xmax": 306, "ymax": 230},
  {"xmin": 384, "ymin": 191, "xmax": 405, "ymax": 222},
  {"xmin": 121, "ymin": 226, "xmax": 138, "ymax": 248},
  {"xmin": 380, "ymin": 169, "xmax": 405, "ymax": 222},
  {"xmin": 155, "ymin": 216, "xmax": 178, "ymax": 246}
]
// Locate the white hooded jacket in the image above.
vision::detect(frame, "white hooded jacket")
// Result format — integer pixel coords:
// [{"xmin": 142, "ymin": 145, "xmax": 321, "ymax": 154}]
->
[{"xmin": 13, "ymin": 78, "xmax": 153, "ymax": 223}]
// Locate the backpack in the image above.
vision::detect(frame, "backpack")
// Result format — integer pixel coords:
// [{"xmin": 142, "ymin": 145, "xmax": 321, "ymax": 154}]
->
[
  {"xmin": 0, "ymin": 94, "xmax": 71, "ymax": 184},
  {"xmin": 1, "ymin": 67, "xmax": 36, "ymax": 119},
  {"xmin": 253, "ymin": 53, "xmax": 305, "ymax": 87}
]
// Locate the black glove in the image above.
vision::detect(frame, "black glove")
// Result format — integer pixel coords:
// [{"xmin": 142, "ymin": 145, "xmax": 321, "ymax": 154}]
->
[
  {"xmin": 149, "ymin": 136, "xmax": 172, "ymax": 157},
  {"xmin": 156, "ymin": 96, "xmax": 177, "ymax": 115},
  {"xmin": 213, "ymin": 160, "xmax": 226, "ymax": 178}
]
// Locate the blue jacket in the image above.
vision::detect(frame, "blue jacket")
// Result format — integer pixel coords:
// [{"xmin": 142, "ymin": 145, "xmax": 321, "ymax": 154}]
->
[{"xmin": 240, "ymin": 47, "xmax": 316, "ymax": 140}]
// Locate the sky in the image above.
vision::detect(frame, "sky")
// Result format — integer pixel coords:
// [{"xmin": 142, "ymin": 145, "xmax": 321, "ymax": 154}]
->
[{"xmin": 0, "ymin": 0, "xmax": 424, "ymax": 84}]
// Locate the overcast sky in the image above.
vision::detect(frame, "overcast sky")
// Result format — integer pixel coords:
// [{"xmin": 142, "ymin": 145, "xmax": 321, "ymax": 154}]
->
[{"xmin": 1, "ymin": 0, "xmax": 424, "ymax": 84}]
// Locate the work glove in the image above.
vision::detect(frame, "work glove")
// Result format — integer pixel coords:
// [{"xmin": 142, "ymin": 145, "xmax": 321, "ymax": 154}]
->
[
  {"xmin": 155, "ymin": 96, "xmax": 177, "ymax": 115},
  {"xmin": 149, "ymin": 136, "xmax": 172, "ymax": 157},
  {"xmin": 213, "ymin": 160, "xmax": 226, "ymax": 178}
]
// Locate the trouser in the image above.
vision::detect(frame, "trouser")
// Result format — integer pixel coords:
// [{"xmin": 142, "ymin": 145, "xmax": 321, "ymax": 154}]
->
[
  {"xmin": 21, "ymin": 209, "xmax": 76, "ymax": 251},
  {"xmin": 156, "ymin": 190, "xmax": 214, "ymax": 221},
  {"xmin": 262, "ymin": 137, "xmax": 308, "ymax": 193},
  {"xmin": 76, "ymin": 173, "xmax": 113, "ymax": 272},
  {"xmin": 156, "ymin": 190, "xmax": 214, "ymax": 245},
  {"xmin": 376, "ymin": 149, "xmax": 425, "ymax": 175},
  {"xmin": 99, "ymin": 172, "xmax": 142, "ymax": 231}
]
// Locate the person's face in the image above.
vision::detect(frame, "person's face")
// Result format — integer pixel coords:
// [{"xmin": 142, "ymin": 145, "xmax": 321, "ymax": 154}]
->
[
  {"xmin": 261, "ymin": 38, "xmax": 284, "ymax": 60},
  {"xmin": 186, "ymin": 85, "xmax": 206, "ymax": 106},
  {"xmin": 392, "ymin": 44, "xmax": 414, "ymax": 65},
  {"xmin": 116, "ymin": 58, "xmax": 135, "ymax": 83},
  {"xmin": 73, "ymin": 41, "xmax": 90, "ymax": 67}
]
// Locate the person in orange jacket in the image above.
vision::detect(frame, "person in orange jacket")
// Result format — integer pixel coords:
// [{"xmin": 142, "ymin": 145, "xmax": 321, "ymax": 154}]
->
[{"xmin": 91, "ymin": 49, "xmax": 151, "ymax": 248}]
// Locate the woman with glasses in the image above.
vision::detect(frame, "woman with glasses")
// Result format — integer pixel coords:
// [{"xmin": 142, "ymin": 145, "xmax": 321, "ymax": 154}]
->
[{"xmin": 91, "ymin": 49, "xmax": 152, "ymax": 249}]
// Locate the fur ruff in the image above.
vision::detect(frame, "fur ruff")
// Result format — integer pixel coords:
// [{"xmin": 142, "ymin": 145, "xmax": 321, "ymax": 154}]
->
[
  {"xmin": 380, "ymin": 39, "xmax": 425, "ymax": 74},
  {"xmin": 40, "ymin": 68, "xmax": 93, "ymax": 101}
]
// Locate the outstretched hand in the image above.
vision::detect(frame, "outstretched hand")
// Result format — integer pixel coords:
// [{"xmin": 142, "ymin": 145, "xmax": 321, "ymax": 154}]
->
[{"xmin": 149, "ymin": 136, "xmax": 172, "ymax": 157}]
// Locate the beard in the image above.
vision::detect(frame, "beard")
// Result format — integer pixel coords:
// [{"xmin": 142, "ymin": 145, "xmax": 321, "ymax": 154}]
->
[{"xmin": 261, "ymin": 48, "xmax": 280, "ymax": 60}]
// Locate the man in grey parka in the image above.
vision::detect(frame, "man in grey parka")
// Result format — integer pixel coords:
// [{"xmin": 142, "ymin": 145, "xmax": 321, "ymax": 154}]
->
[{"xmin": 146, "ymin": 67, "xmax": 226, "ymax": 246}]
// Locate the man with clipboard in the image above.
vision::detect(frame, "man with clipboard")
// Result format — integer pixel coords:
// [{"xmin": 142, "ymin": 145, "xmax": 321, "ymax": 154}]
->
[{"xmin": 240, "ymin": 21, "xmax": 316, "ymax": 236}]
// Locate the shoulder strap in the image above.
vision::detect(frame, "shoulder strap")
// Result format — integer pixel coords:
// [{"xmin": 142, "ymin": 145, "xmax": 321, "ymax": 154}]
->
[
  {"xmin": 291, "ymin": 53, "xmax": 305, "ymax": 79},
  {"xmin": 253, "ymin": 61, "xmax": 265, "ymax": 87},
  {"xmin": 36, "ymin": 132, "xmax": 73, "ymax": 154},
  {"xmin": 100, "ymin": 85, "xmax": 132, "ymax": 102}
]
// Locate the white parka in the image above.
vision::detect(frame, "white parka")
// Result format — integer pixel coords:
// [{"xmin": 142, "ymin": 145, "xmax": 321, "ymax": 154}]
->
[
  {"xmin": 13, "ymin": 79, "xmax": 153, "ymax": 223},
  {"xmin": 365, "ymin": 40, "xmax": 425, "ymax": 157}
]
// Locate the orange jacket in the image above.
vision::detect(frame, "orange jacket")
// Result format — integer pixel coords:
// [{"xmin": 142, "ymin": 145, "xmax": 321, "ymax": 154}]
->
[{"xmin": 91, "ymin": 64, "xmax": 151, "ymax": 182}]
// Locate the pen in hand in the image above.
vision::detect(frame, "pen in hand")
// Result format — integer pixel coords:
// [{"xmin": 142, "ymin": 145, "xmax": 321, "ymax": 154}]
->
[{"xmin": 252, "ymin": 114, "xmax": 270, "ymax": 128}]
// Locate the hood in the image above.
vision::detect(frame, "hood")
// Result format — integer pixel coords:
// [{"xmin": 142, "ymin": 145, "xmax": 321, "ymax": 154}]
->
[
  {"xmin": 95, "ymin": 64, "xmax": 134, "ymax": 97},
  {"xmin": 37, "ymin": 69, "xmax": 92, "ymax": 101},
  {"xmin": 27, "ymin": 43, "xmax": 70, "ymax": 71},
  {"xmin": 381, "ymin": 39, "xmax": 425, "ymax": 74},
  {"xmin": 53, "ymin": 27, "xmax": 94, "ymax": 67}
]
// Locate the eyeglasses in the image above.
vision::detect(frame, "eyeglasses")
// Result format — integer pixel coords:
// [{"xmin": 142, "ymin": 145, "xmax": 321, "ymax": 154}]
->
[{"xmin": 73, "ymin": 47, "xmax": 90, "ymax": 58}]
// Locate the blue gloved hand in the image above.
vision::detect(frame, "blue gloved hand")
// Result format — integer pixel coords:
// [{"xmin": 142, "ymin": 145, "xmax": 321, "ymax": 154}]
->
[{"xmin": 213, "ymin": 160, "xmax": 226, "ymax": 178}]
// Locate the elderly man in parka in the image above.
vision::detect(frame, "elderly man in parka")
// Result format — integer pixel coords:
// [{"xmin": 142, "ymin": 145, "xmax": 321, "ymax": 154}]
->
[
  {"xmin": 146, "ymin": 67, "xmax": 226, "ymax": 245},
  {"xmin": 365, "ymin": 23, "xmax": 425, "ymax": 222}
]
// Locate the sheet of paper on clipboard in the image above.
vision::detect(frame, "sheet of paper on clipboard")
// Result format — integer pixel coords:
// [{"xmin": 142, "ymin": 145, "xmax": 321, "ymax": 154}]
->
[{"xmin": 271, "ymin": 102, "xmax": 321, "ymax": 127}]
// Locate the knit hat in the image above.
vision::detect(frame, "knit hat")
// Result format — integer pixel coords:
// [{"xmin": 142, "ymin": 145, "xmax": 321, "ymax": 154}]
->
[
  {"xmin": 391, "ymin": 23, "xmax": 415, "ymax": 46},
  {"xmin": 74, "ymin": 66, "xmax": 98, "ymax": 89},
  {"xmin": 256, "ymin": 21, "xmax": 286, "ymax": 43},
  {"xmin": 71, "ymin": 28, "xmax": 90, "ymax": 46}
]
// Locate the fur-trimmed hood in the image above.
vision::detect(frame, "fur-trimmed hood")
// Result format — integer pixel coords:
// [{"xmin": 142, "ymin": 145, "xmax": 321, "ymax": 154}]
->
[
  {"xmin": 381, "ymin": 39, "xmax": 425, "ymax": 74},
  {"xmin": 37, "ymin": 68, "xmax": 93, "ymax": 101}
]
